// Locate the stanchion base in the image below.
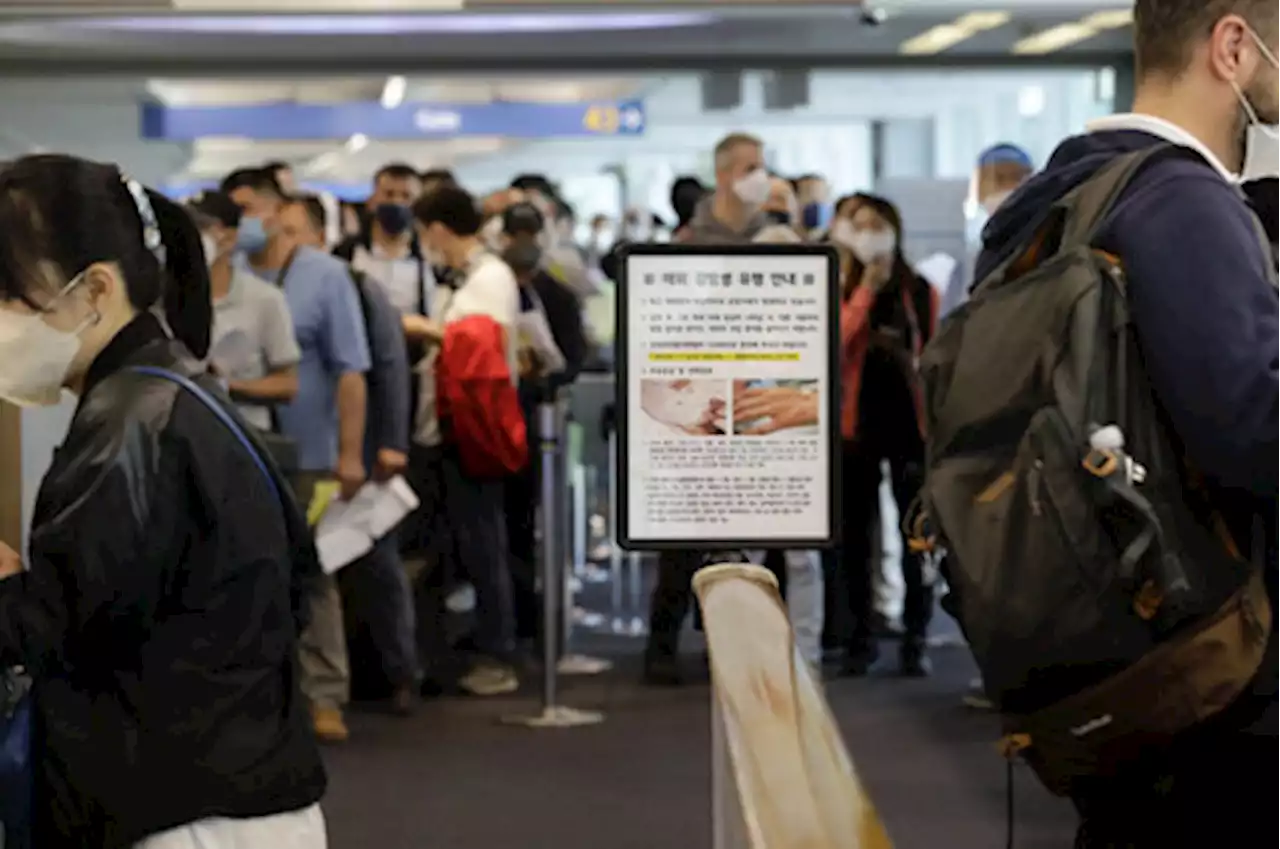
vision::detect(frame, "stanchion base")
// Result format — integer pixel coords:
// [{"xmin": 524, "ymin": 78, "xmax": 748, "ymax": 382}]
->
[
  {"xmin": 557, "ymin": 654, "xmax": 613, "ymax": 676},
  {"xmin": 501, "ymin": 705, "xmax": 606, "ymax": 728}
]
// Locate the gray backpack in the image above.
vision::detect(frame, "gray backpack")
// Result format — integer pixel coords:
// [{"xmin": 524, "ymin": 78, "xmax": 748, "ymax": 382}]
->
[{"xmin": 911, "ymin": 146, "xmax": 1272, "ymax": 795}]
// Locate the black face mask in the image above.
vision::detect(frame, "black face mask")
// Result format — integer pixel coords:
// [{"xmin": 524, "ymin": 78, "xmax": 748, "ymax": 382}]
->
[
  {"xmin": 503, "ymin": 243, "xmax": 543, "ymax": 275},
  {"xmin": 373, "ymin": 203, "xmax": 413, "ymax": 236},
  {"xmin": 765, "ymin": 210, "xmax": 792, "ymax": 226}
]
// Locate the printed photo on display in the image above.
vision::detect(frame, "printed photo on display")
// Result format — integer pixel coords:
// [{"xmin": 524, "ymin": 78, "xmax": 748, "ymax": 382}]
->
[
  {"xmin": 638, "ymin": 378, "xmax": 727, "ymax": 436},
  {"xmin": 731, "ymin": 379, "xmax": 820, "ymax": 437}
]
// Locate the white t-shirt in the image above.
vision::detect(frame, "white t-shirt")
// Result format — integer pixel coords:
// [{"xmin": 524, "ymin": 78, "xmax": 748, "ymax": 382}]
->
[
  {"xmin": 413, "ymin": 249, "xmax": 520, "ymax": 446},
  {"xmin": 349, "ymin": 242, "xmax": 435, "ymax": 316}
]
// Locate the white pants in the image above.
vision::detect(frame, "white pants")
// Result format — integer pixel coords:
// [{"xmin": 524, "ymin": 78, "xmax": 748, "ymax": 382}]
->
[{"xmin": 136, "ymin": 804, "xmax": 327, "ymax": 849}]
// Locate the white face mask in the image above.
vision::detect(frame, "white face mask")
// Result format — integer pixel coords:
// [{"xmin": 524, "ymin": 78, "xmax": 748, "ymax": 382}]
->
[
  {"xmin": 0, "ymin": 276, "xmax": 94, "ymax": 407},
  {"xmin": 1233, "ymin": 28, "xmax": 1280, "ymax": 181},
  {"xmin": 829, "ymin": 219, "xmax": 857, "ymax": 249},
  {"xmin": 733, "ymin": 168, "xmax": 771, "ymax": 208},
  {"xmin": 849, "ymin": 230, "xmax": 897, "ymax": 265}
]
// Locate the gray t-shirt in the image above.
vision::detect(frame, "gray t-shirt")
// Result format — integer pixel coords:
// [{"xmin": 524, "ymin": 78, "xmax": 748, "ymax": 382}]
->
[{"xmin": 209, "ymin": 268, "xmax": 302, "ymax": 431}]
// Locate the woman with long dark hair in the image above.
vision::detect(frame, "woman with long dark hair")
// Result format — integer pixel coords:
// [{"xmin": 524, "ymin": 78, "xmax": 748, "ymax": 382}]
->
[
  {"xmin": 0, "ymin": 155, "xmax": 326, "ymax": 848},
  {"xmin": 836, "ymin": 194, "xmax": 939, "ymax": 677}
]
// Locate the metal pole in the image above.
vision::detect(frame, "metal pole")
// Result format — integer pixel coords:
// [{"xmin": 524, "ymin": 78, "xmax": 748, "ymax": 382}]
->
[
  {"xmin": 539, "ymin": 399, "xmax": 561, "ymax": 711},
  {"xmin": 608, "ymin": 431, "xmax": 625, "ymax": 633},
  {"xmin": 502, "ymin": 397, "xmax": 605, "ymax": 728}
]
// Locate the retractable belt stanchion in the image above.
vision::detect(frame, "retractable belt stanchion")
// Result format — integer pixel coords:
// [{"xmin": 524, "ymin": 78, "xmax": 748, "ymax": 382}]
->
[
  {"xmin": 556, "ymin": 397, "xmax": 612, "ymax": 675},
  {"xmin": 502, "ymin": 397, "xmax": 605, "ymax": 728},
  {"xmin": 607, "ymin": 429, "xmax": 626, "ymax": 634}
]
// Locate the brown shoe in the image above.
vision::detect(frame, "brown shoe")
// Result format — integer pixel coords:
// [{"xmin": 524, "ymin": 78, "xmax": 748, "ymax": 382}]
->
[{"xmin": 312, "ymin": 706, "xmax": 350, "ymax": 743}]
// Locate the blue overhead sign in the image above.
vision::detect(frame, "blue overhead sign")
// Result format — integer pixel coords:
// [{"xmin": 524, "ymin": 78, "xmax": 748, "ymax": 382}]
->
[{"xmin": 141, "ymin": 100, "xmax": 647, "ymax": 141}]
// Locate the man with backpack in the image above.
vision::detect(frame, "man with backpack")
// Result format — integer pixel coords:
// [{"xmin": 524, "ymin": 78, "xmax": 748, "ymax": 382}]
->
[{"xmin": 919, "ymin": 3, "xmax": 1277, "ymax": 846}]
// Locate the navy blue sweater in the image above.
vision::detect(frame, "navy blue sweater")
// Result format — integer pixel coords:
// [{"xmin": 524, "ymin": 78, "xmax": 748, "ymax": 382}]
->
[
  {"xmin": 977, "ymin": 129, "xmax": 1279, "ymax": 730},
  {"xmin": 978, "ymin": 130, "xmax": 1278, "ymax": 503}
]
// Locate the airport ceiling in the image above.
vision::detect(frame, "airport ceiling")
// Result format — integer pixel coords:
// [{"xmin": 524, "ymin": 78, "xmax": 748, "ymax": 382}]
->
[{"xmin": 0, "ymin": 1, "xmax": 1135, "ymax": 73}]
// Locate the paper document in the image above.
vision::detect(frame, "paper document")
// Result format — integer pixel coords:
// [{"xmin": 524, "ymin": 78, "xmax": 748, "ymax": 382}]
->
[
  {"xmin": 314, "ymin": 476, "xmax": 420, "ymax": 574},
  {"xmin": 517, "ymin": 307, "xmax": 566, "ymax": 374}
]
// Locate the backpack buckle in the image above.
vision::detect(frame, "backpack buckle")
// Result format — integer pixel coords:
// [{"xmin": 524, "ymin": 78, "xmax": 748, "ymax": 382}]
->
[{"xmin": 1081, "ymin": 448, "xmax": 1119, "ymax": 478}]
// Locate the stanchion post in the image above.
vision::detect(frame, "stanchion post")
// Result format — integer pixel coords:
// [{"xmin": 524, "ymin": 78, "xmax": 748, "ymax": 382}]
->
[
  {"xmin": 501, "ymin": 397, "xmax": 605, "ymax": 729},
  {"xmin": 608, "ymin": 431, "xmax": 625, "ymax": 632}
]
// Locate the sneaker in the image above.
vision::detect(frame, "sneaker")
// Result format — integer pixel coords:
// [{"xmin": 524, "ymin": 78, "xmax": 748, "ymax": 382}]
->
[
  {"xmin": 459, "ymin": 663, "xmax": 519, "ymax": 697},
  {"xmin": 962, "ymin": 677, "xmax": 994, "ymax": 710},
  {"xmin": 312, "ymin": 706, "xmax": 350, "ymax": 743}
]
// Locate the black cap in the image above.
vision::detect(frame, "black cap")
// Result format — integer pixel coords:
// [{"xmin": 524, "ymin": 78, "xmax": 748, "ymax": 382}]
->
[
  {"xmin": 502, "ymin": 201, "xmax": 545, "ymax": 237},
  {"xmin": 187, "ymin": 190, "xmax": 243, "ymax": 229}
]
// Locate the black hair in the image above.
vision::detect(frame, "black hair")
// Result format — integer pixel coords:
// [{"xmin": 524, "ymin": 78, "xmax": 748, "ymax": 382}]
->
[
  {"xmin": 219, "ymin": 167, "xmax": 284, "ymax": 199},
  {"xmin": 510, "ymin": 173, "xmax": 557, "ymax": 198},
  {"xmin": 263, "ymin": 160, "xmax": 291, "ymax": 174},
  {"xmin": 0, "ymin": 154, "xmax": 212, "ymax": 358},
  {"xmin": 374, "ymin": 162, "xmax": 422, "ymax": 186},
  {"xmin": 420, "ymin": 168, "xmax": 457, "ymax": 187},
  {"xmin": 1135, "ymin": 0, "xmax": 1277, "ymax": 77},
  {"xmin": 412, "ymin": 184, "xmax": 482, "ymax": 237},
  {"xmin": 670, "ymin": 176, "xmax": 706, "ymax": 227},
  {"xmin": 289, "ymin": 193, "xmax": 328, "ymax": 236},
  {"xmin": 833, "ymin": 192, "xmax": 873, "ymax": 220},
  {"xmin": 502, "ymin": 201, "xmax": 545, "ymax": 237}
]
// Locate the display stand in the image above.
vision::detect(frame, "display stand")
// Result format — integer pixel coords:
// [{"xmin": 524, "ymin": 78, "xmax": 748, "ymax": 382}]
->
[{"xmin": 503, "ymin": 399, "xmax": 604, "ymax": 729}]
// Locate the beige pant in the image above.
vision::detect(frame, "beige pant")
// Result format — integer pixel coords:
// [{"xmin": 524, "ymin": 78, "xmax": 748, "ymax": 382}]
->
[
  {"xmin": 136, "ymin": 804, "xmax": 326, "ymax": 849},
  {"xmin": 293, "ymin": 473, "xmax": 350, "ymax": 711}
]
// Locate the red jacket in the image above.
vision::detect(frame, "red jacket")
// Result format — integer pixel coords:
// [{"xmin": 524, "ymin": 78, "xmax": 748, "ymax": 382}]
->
[{"xmin": 839, "ymin": 281, "xmax": 939, "ymax": 442}]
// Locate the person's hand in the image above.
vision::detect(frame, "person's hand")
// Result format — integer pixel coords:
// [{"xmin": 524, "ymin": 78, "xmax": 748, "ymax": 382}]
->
[
  {"xmin": 861, "ymin": 256, "xmax": 894, "ymax": 295},
  {"xmin": 335, "ymin": 453, "xmax": 367, "ymax": 501},
  {"xmin": 682, "ymin": 397, "xmax": 726, "ymax": 435},
  {"xmin": 374, "ymin": 448, "xmax": 408, "ymax": 481},
  {"xmin": 0, "ymin": 541, "xmax": 22, "ymax": 580},
  {"xmin": 733, "ymin": 386, "xmax": 819, "ymax": 435},
  {"xmin": 518, "ymin": 348, "xmax": 542, "ymax": 380},
  {"xmin": 403, "ymin": 314, "xmax": 444, "ymax": 345}
]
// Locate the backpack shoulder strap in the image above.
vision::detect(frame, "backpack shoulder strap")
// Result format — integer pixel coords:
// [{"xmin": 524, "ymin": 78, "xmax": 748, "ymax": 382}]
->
[
  {"xmin": 129, "ymin": 366, "xmax": 280, "ymax": 504},
  {"xmin": 1057, "ymin": 143, "xmax": 1194, "ymax": 250}
]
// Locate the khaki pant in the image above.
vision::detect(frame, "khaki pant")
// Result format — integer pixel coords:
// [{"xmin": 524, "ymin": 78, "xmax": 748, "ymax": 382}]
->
[{"xmin": 293, "ymin": 473, "xmax": 350, "ymax": 711}]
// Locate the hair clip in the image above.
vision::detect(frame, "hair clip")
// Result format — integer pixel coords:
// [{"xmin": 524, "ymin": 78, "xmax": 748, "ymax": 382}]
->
[{"xmin": 121, "ymin": 175, "xmax": 167, "ymax": 267}]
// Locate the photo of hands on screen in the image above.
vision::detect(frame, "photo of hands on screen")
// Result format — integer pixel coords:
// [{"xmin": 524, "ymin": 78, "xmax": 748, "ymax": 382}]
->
[
  {"xmin": 638, "ymin": 378, "xmax": 820, "ymax": 438},
  {"xmin": 731, "ymin": 379, "xmax": 820, "ymax": 436},
  {"xmin": 639, "ymin": 379, "xmax": 728, "ymax": 436}
]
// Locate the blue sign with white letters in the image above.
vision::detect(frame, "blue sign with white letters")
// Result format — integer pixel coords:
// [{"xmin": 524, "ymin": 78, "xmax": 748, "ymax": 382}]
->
[{"xmin": 141, "ymin": 100, "xmax": 646, "ymax": 140}]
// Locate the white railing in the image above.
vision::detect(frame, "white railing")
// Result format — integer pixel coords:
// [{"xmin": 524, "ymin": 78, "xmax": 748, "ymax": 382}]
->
[{"xmin": 693, "ymin": 563, "xmax": 895, "ymax": 849}]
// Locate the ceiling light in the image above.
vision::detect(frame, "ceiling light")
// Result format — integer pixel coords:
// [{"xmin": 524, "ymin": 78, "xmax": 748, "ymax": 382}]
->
[
  {"xmin": 346, "ymin": 133, "xmax": 369, "ymax": 152},
  {"xmin": 381, "ymin": 75, "xmax": 406, "ymax": 110},
  {"xmin": 1084, "ymin": 9, "xmax": 1135, "ymax": 29},
  {"xmin": 900, "ymin": 10, "xmax": 1011, "ymax": 56},
  {"xmin": 1012, "ymin": 7, "xmax": 1133, "ymax": 56},
  {"xmin": 1012, "ymin": 22, "xmax": 1097, "ymax": 55}
]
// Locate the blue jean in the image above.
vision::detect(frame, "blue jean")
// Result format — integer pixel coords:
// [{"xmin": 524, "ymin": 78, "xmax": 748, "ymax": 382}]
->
[
  {"xmin": 339, "ymin": 533, "xmax": 420, "ymax": 689},
  {"xmin": 782, "ymin": 550, "xmax": 824, "ymax": 667}
]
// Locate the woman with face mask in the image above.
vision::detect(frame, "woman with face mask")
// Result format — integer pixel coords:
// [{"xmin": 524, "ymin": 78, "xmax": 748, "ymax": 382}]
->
[
  {"xmin": 0, "ymin": 156, "xmax": 326, "ymax": 848},
  {"xmin": 825, "ymin": 193, "xmax": 873, "ymax": 249},
  {"xmin": 835, "ymin": 194, "xmax": 939, "ymax": 679}
]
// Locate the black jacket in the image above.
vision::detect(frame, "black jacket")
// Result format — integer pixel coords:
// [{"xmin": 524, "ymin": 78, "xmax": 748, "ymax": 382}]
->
[{"xmin": 0, "ymin": 314, "xmax": 326, "ymax": 847}]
